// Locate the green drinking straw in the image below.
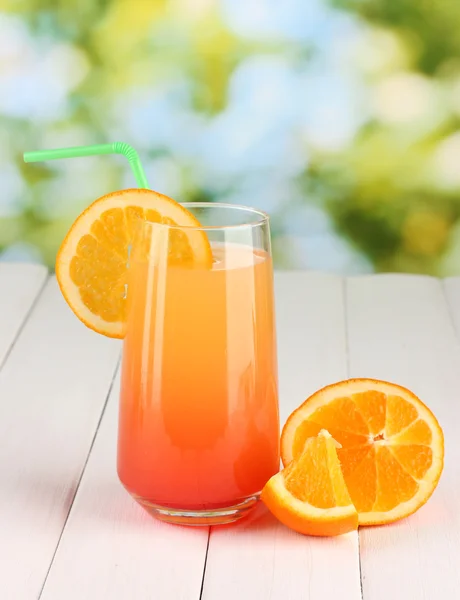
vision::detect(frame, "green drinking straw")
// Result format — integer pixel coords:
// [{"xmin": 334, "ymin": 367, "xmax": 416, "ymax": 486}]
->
[{"xmin": 23, "ymin": 142, "xmax": 149, "ymax": 189}]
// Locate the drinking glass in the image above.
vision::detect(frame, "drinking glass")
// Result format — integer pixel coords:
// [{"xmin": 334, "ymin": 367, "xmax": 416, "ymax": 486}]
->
[{"xmin": 117, "ymin": 203, "xmax": 279, "ymax": 525}]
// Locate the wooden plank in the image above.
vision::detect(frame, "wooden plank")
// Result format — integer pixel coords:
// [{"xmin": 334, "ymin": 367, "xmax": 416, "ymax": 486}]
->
[
  {"xmin": 0, "ymin": 262, "xmax": 48, "ymax": 367},
  {"xmin": 40, "ymin": 371, "xmax": 209, "ymax": 600},
  {"xmin": 0, "ymin": 278, "xmax": 120, "ymax": 600},
  {"xmin": 346, "ymin": 274, "xmax": 460, "ymax": 600},
  {"xmin": 201, "ymin": 273, "xmax": 362, "ymax": 600}
]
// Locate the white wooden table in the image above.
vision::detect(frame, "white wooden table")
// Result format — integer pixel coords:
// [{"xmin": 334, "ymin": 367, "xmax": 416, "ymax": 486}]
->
[{"xmin": 0, "ymin": 263, "xmax": 459, "ymax": 600}]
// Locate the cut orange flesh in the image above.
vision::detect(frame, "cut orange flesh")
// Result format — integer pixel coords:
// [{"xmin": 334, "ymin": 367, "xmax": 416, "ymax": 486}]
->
[
  {"xmin": 56, "ymin": 188, "xmax": 212, "ymax": 338},
  {"xmin": 262, "ymin": 430, "xmax": 358, "ymax": 537},
  {"xmin": 281, "ymin": 379, "xmax": 444, "ymax": 526}
]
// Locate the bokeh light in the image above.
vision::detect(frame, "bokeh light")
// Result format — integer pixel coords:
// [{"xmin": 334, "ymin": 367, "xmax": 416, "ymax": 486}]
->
[{"xmin": 0, "ymin": 0, "xmax": 459, "ymax": 274}]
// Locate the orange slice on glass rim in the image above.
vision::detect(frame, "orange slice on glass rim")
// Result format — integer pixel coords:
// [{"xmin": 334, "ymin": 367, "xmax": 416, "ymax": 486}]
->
[
  {"xmin": 56, "ymin": 188, "xmax": 212, "ymax": 338},
  {"xmin": 262, "ymin": 430, "xmax": 358, "ymax": 537},
  {"xmin": 280, "ymin": 379, "xmax": 444, "ymax": 527}
]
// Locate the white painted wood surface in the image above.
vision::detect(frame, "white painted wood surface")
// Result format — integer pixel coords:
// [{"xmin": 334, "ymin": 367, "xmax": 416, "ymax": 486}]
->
[
  {"xmin": 0, "ymin": 276, "xmax": 120, "ymax": 600},
  {"xmin": 0, "ymin": 266, "xmax": 458, "ymax": 600},
  {"xmin": 0, "ymin": 262, "xmax": 47, "ymax": 367},
  {"xmin": 201, "ymin": 273, "xmax": 362, "ymax": 600}
]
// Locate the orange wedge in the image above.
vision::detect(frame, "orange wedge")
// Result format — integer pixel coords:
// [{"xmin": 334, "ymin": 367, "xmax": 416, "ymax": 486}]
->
[
  {"xmin": 281, "ymin": 379, "xmax": 444, "ymax": 526},
  {"xmin": 56, "ymin": 188, "xmax": 212, "ymax": 338},
  {"xmin": 262, "ymin": 430, "xmax": 358, "ymax": 536}
]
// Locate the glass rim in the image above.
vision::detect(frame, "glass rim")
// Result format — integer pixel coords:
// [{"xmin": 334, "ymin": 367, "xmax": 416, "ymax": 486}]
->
[{"xmin": 143, "ymin": 202, "xmax": 270, "ymax": 231}]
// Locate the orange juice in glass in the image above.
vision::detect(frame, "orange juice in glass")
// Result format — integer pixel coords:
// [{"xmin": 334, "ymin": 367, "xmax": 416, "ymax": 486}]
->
[{"xmin": 118, "ymin": 203, "xmax": 279, "ymax": 525}]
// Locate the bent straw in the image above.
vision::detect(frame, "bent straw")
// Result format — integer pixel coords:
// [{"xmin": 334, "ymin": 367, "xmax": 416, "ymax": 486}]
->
[{"xmin": 24, "ymin": 142, "xmax": 149, "ymax": 188}]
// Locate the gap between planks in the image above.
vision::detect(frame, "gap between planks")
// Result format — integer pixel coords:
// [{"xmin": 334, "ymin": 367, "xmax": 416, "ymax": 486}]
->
[
  {"xmin": 37, "ymin": 358, "xmax": 122, "ymax": 599},
  {"xmin": 39, "ymin": 372, "xmax": 209, "ymax": 600},
  {"xmin": 0, "ymin": 263, "xmax": 49, "ymax": 372},
  {"xmin": 348, "ymin": 275, "xmax": 460, "ymax": 600},
  {"xmin": 343, "ymin": 278, "xmax": 365, "ymax": 600}
]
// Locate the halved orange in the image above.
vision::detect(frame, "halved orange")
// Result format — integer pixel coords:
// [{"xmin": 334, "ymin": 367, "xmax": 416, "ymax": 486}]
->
[
  {"xmin": 262, "ymin": 430, "xmax": 358, "ymax": 536},
  {"xmin": 281, "ymin": 379, "xmax": 444, "ymax": 526},
  {"xmin": 56, "ymin": 188, "xmax": 212, "ymax": 338}
]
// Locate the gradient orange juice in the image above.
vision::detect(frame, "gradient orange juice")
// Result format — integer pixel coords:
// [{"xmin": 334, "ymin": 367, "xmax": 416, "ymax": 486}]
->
[{"xmin": 117, "ymin": 243, "xmax": 279, "ymax": 512}]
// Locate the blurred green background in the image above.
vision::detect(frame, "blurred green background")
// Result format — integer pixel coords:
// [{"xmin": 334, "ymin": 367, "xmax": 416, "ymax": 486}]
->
[{"xmin": 1, "ymin": 0, "xmax": 460, "ymax": 274}]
